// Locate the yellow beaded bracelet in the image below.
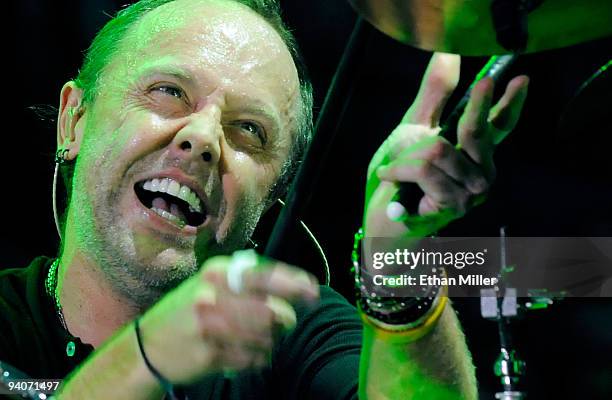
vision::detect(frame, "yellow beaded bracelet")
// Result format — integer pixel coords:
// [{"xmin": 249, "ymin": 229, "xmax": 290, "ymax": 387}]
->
[{"xmin": 359, "ymin": 286, "xmax": 449, "ymax": 344}]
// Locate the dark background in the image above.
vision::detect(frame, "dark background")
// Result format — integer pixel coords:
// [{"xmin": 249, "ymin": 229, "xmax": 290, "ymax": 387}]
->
[{"xmin": 7, "ymin": 0, "xmax": 612, "ymax": 398}]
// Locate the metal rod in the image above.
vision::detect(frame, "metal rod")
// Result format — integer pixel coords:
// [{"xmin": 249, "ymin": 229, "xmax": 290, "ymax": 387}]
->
[{"xmin": 265, "ymin": 17, "xmax": 372, "ymax": 260}]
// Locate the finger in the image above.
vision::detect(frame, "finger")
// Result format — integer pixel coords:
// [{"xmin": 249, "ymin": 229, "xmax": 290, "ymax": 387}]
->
[
  {"xmin": 384, "ymin": 123, "xmax": 442, "ymax": 161},
  {"xmin": 201, "ymin": 255, "xmax": 319, "ymax": 302},
  {"xmin": 403, "ymin": 53, "xmax": 461, "ymax": 127},
  {"xmin": 391, "ymin": 135, "xmax": 490, "ymax": 195},
  {"xmin": 488, "ymin": 75, "xmax": 529, "ymax": 144},
  {"xmin": 218, "ymin": 341, "xmax": 270, "ymax": 370},
  {"xmin": 242, "ymin": 263, "xmax": 320, "ymax": 302},
  {"xmin": 196, "ymin": 298, "xmax": 274, "ymax": 351},
  {"xmin": 203, "ymin": 296, "xmax": 296, "ymax": 346},
  {"xmin": 457, "ymin": 77, "xmax": 495, "ymax": 166},
  {"xmin": 377, "ymin": 159, "xmax": 472, "ymax": 214},
  {"xmin": 419, "ymin": 195, "xmax": 450, "ymax": 215},
  {"xmin": 266, "ymin": 295, "xmax": 297, "ymax": 331}
]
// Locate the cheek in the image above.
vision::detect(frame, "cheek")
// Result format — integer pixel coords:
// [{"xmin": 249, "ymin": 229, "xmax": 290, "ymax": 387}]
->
[
  {"xmin": 118, "ymin": 113, "xmax": 171, "ymax": 160},
  {"xmin": 83, "ymin": 111, "xmax": 170, "ymax": 173},
  {"xmin": 225, "ymin": 149, "xmax": 282, "ymax": 202}
]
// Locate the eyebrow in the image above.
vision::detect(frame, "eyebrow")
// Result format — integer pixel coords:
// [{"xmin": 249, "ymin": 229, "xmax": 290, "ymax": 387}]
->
[
  {"xmin": 136, "ymin": 65, "xmax": 195, "ymax": 83},
  {"xmin": 136, "ymin": 65, "xmax": 283, "ymax": 130},
  {"xmin": 232, "ymin": 100, "xmax": 281, "ymax": 129}
]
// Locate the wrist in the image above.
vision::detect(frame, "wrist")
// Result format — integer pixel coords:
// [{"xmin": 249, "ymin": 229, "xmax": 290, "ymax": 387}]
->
[
  {"xmin": 359, "ymin": 290, "xmax": 448, "ymax": 344},
  {"xmin": 57, "ymin": 318, "xmax": 166, "ymax": 399},
  {"xmin": 134, "ymin": 317, "xmax": 177, "ymax": 398},
  {"xmin": 352, "ymin": 227, "xmax": 448, "ymax": 343}
]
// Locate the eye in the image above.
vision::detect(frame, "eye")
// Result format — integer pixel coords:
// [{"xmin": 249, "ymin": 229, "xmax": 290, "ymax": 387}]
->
[
  {"xmin": 151, "ymin": 85, "xmax": 185, "ymax": 100},
  {"xmin": 236, "ymin": 121, "xmax": 267, "ymax": 144}
]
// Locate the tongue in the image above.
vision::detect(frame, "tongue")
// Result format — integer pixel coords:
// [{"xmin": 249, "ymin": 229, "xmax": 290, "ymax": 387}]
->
[
  {"xmin": 152, "ymin": 197, "xmax": 169, "ymax": 211},
  {"xmin": 152, "ymin": 196, "xmax": 187, "ymax": 223},
  {"xmin": 170, "ymin": 203, "xmax": 186, "ymax": 221}
]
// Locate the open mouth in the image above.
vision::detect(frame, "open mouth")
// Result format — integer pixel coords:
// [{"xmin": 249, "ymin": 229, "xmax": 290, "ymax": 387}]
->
[{"xmin": 134, "ymin": 177, "xmax": 207, "ymax": 228}]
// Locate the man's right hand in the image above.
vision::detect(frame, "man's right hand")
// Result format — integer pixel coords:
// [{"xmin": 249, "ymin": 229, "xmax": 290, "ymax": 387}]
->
[{"xmin": 138, "ymin": 252, "xmax": 320, "ymax": 385}]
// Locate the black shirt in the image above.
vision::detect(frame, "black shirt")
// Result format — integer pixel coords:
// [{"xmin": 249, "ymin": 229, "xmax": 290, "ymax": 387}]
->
[{"xmin": 0, "ymin": 257, "xmax": 362, "ymax": 399}]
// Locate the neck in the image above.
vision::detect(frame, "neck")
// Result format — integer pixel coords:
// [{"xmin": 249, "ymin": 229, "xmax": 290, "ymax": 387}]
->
[{"xmin": 57, "ymin": 246, "xmax": 141, "ymax": 348}]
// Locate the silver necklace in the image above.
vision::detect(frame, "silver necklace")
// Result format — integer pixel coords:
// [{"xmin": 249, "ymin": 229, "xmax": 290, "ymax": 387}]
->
[
  {"xmin": 45, "ymin": 259, "xmax": 68, "ymax": 330},
  {"xmin": 45, "ymin": 259, "xmax": 79, "ymax": 358}
]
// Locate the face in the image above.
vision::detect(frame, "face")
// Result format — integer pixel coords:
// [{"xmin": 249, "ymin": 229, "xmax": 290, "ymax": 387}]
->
[{"xmin": 65, "ymin": 0, "xmax": 300, "ymax": 303}]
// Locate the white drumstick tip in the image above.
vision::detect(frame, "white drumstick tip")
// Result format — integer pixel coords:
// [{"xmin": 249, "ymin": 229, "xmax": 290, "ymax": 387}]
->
[{"xmin": 386, "ymin": 201, "xmax": 407, "ymax": 222}]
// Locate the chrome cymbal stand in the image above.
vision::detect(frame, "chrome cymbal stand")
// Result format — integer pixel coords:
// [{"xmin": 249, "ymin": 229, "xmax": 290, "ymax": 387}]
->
[
  {"xmin": 481, "ymin": 228, "xmax": 565, "ymax": 399},
  {"xmin": 481, "ymin": 227, "xmax": 526, "ymax": 399}
]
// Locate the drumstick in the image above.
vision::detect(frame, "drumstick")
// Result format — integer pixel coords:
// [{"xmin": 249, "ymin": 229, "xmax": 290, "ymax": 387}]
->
[{"xmin": 386, "ymin": 55, "xmax": 517, "ymax": 222}]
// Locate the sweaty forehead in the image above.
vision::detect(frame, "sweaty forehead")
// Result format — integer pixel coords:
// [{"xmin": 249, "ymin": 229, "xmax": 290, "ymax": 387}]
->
[{"xmin": 116, "ymin": 0, "xmax": 299, "ymax": 102}]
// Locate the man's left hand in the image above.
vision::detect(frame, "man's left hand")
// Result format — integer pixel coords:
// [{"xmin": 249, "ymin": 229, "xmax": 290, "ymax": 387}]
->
[{"xmin": 363, "ymin": 53, "xmax": 529, "ymax": 238}]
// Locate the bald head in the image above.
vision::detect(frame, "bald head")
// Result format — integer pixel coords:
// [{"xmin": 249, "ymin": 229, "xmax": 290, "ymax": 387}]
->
[
  {"xmin": 72, "ymin": 0, "xmax": 312, "ymax": 200},
  {"xmin": 58, "ymin": 0, "xmax": 313, "ymax": 303}
]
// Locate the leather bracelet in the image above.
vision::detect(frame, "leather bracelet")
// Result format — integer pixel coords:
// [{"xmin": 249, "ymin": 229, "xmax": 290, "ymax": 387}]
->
[{"xmin": 134, "ymin": 317, "xmax": 178, "ymax": 400}]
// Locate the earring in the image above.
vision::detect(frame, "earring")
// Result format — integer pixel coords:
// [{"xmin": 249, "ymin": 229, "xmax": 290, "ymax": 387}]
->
[
  {"xmin": 55, "ymin": 148, "xmax": 71, "ymax": 165},
  {"xmin": 53, "ymin": 148, "xmax": 75, "ymax": 240}
]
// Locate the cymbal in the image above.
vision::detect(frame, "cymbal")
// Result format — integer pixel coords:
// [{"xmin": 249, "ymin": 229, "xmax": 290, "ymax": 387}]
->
[{"xmin": 349, "ymin": 0, "xmax": 612, "ymax": 55}]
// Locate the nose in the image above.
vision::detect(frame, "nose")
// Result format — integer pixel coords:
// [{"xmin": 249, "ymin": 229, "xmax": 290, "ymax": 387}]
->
[{"xmin": 170, "ymin": 104, "xmax": 222, "ymax": 164}]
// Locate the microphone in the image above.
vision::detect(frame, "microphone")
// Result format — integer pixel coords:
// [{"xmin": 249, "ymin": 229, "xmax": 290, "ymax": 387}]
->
[{"xmin": 386, "ymin": 55, "xmax": 517, "ymax": 223}]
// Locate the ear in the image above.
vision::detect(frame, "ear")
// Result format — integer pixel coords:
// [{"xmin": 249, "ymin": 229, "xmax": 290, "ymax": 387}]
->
[{"xmin": 57, "ymin": 81, "xmax": 86, "ymax": 161}]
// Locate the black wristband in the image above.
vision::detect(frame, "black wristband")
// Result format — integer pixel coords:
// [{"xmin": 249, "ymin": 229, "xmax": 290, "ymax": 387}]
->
[
  {"xmin": 352, "ymin": 227, "xmax": 442, "ymax": 326},
  {"xmin": 134, "ymin": 317, "xmax": 177, "ymax": 399}
]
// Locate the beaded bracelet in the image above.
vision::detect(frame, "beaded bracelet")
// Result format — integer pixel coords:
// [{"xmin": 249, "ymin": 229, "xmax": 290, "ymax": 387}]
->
[{"xmin": 352, "ymin": 228, "xmax": 448, "ymax": 341}]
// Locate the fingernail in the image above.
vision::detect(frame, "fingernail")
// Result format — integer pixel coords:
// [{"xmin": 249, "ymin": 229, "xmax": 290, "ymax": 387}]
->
[
  {"xmin": 376, "ymin": 165, "xmax": 389, "ymax": 179},
  {"xmin": 304, "ymin": 282, "xmax": 319, "ymax": 299},
  {"xmin": 302, "ymin": 285, "xmax": 320, "ymax": 306}
]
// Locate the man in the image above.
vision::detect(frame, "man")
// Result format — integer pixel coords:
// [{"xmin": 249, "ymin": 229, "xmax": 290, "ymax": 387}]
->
[{"xmin": 0, "ymin": 0, "xmax": 528, "ymax": 398}]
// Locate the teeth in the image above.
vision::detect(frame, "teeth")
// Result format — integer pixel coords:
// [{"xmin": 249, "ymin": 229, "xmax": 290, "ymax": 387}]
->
[
  {"xmin": 150, "ymin": 178, "xmax": 160, "ymax": 192},
  {"xmin": 189, "ymin": 192, "xmax": 198, "ymax": 211},
  {"xmin": 159, "ymin": 178, "xmax": 169, "ymax": 192},
  {"xmin": 141, "ymin": 177, "xmax": 204, "ymax": 214},
  {"xmin": 168, "ymin": 180, "xmax": 180, "ymax": 196},
  {"xmin": 178, "ymin": 185, "xmax": 190, "ymax": 202},
  {"xmin": 151, "ymin": 207, "xmax": 185, "ymax": 227}
]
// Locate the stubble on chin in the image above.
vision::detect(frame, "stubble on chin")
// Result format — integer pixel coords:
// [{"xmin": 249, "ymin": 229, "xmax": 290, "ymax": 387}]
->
[{"xmin": 79, "ymin": 188, "xmax": 266, "ymax": 308}]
